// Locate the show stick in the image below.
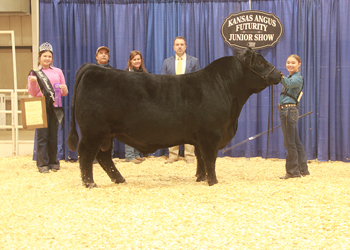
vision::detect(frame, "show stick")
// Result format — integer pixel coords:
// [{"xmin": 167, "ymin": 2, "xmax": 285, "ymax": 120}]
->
[{"xmin": 221, "ymin": 111, "xmax": 313, "ymax": 153}]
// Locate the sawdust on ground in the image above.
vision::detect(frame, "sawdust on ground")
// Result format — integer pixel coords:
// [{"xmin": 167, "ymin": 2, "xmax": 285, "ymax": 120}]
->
[{"xmin": 0, "ymin": 155, "xmax": 349, "ymax": 249}]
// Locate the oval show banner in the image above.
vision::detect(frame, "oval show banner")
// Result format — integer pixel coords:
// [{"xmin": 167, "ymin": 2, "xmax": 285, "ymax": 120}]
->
[{"xmin": 221, "ymin": 10, "xmax": 283, "ymax": 50}]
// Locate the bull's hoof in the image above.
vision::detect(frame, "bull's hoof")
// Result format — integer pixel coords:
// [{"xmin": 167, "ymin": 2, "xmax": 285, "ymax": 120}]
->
[
  {"xmin": 84, "ymin": 182, "xmax": 98, "ymax": 188},
  {"xmin": 208, "ymin": 179, "xmax": 218, "ymax": 186},
  {"xmin": 195, "ymin": 175, "xmax": 207, "ymax": 182},
  {"xmin": 112, "ymin": 177, "xmax": 126, "ymax": 184}
]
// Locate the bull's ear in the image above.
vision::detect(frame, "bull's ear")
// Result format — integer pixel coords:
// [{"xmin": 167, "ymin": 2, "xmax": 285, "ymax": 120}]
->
[
  {"xmin": 243, "ymin": 47, "xmax": 253, "ymax": 58},
  {"xmin": 236, "ymin": 49, "xmax": 244, "ymax": 63},
  {"xmin": 249, "ymin": 52, "xmax": 255, "ymax": 67},
  {"xmin": 242, "ymin": 48, "xmax": 255, "ymax": 67}
]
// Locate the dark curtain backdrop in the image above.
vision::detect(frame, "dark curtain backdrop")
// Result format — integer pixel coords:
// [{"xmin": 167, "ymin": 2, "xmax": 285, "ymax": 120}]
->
[{"xmin": 35, "ymin": 0, "xmax": 350, "ymax": 162}]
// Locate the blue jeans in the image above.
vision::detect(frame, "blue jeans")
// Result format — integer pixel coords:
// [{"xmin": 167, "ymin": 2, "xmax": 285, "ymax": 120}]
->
[
  {"xmin": 279, "ymin": 106, "xmax": 309, "ymax": 176},
  {"xmin": 125, "ymin": 144, "xmax": 140, "ymax": 161}
]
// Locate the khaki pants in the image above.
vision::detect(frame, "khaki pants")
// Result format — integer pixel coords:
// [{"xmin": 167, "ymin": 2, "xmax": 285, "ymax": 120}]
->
[{"xmin": 168, "ymin": 144, "xmax": 195, "ymax": 161}]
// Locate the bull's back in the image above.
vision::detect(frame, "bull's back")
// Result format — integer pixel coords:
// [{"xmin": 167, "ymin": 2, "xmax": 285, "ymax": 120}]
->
[{"xmin": 76, "ymin": 68, "xmax": 201, "ymax": 117}]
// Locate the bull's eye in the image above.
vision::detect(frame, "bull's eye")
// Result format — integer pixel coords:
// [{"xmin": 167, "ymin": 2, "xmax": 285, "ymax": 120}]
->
[{"xmin": 257, "ymin": 60, "xmax": 264, "ymax": 67}]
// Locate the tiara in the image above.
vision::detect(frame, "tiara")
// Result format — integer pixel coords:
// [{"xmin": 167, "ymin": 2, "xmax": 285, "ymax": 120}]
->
[{"xmin": 39, "ymin": 42, "xmax": 53, "ymax": 52}]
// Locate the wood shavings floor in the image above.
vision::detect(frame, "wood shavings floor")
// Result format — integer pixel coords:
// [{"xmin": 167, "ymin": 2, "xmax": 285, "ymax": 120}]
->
[{"xmin": 0, "ymin": 155, "xmax": 349, "ymax": 249}]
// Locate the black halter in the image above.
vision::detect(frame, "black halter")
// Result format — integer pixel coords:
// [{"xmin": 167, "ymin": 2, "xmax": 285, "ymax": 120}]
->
[
  {"xmin": 237, "ymin": 53, "xmax": 276, "ymax": 86},
  {"xmin": 245, "ymin": 65, "xmax": 276, "ymax": 86}
]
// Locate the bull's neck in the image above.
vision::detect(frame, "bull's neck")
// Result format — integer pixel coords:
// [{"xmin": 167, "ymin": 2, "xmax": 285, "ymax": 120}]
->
[
  {"xmin": 234, "ymin": 91, "xmax": 252, "ymax": 119},
  {"xmin": 237, "ymin": 90, "xmax": 253, "ymax": 109},
  {"xmin": 226, "ymin": 71, "xmax": 254, "ymax": 111}
]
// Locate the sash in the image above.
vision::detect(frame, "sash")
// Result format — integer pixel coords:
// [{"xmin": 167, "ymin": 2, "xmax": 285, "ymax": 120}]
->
[{"xmin": 29, "ymin": 69, "xmax": 64, "ymax": 124}]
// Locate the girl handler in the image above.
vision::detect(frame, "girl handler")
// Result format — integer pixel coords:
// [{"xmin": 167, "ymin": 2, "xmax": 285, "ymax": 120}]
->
[{"xmin": 278, "ymin": 54, "xmax": 310, "ymax": 179}]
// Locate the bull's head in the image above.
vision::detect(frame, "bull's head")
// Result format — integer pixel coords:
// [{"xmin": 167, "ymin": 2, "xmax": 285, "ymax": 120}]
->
[{"xmin": 237, "ymin": 47, "xmax": 282, "ymax": 87}]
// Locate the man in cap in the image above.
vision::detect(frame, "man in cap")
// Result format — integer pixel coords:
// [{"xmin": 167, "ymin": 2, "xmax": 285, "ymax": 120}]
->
[
  {"xmin": 95, "ymin": 46, "xmax": 113, "ymax": 68},
  {"xmin": 94, "ymin": 46, "xmax": 114, "ymax": 163}
]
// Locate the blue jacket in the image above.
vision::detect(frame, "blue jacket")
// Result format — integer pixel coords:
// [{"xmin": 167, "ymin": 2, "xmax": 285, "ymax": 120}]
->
[{"xmin": 279, "ymin": 71, "xmax": 303, "ymax": 105}]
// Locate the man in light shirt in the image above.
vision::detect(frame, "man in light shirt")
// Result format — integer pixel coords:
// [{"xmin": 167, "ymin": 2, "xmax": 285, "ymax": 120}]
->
[{"xmin": 161, "ymin": 36, "xmax": 201, "ymax": 164}]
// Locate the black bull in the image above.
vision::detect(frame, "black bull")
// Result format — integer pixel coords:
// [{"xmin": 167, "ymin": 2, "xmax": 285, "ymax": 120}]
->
[{"xmin": 67, "ymin": 48, "xmax": 282, "ymax": 188}]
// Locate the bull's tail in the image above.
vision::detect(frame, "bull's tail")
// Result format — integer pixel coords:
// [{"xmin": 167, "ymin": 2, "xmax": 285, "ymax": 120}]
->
[{"xmin": 67, "ymin": 63, "xmax": 92, "ymax": 151}]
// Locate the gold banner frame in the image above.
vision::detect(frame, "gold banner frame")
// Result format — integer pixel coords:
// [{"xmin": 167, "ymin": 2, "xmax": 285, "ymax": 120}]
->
[{"xmin": 20, "ymin": 97, "xmax": 47, "ymax": 129}]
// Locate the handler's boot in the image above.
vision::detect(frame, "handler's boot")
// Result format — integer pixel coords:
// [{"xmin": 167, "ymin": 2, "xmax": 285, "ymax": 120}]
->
[
  {"xmin": 164, "ymin": 158, "xmax": 178, "ymax": 164},
  {"xmin": 136, "ymin": 157, "xmax": 146, "ymax": 162},
  {"xmin": 38, "ymin": 166, "xmax": 50, "ymax": 173}
]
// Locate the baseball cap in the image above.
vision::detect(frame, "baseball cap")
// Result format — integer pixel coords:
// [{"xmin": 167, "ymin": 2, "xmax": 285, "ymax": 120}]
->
[{"xmin": 96, "ymin": 46, "xmax": 110, "ymax": 55}]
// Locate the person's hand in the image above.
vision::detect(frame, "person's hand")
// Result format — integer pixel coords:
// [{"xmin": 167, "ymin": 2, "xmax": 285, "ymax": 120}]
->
[
  {"xmin": 280, "ymin": 73, "xmax": 284, "ymax": 79},
  {"xmin": 28, "ymin": 76, "xmax": 37, "ymax": 82},
  {"xmin": 60, "ymin": 85, "xmax": 68, "ymax": 93}
]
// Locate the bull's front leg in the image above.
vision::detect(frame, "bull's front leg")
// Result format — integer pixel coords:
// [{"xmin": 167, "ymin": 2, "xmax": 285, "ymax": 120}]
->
[
  {"xmin": 206, "ymin": 160, "xmax": 218, "ymax": 186},
  {"xmin": 197, "ymin": 144, "xmax": 219, "ymax": 186},
  {"xmin": 96, "ymin": 145, "xmax": 125, "ymax": 184},
  {"xmin": 195, "ymin": 147, "xmax": 207, "ymax": 182}
]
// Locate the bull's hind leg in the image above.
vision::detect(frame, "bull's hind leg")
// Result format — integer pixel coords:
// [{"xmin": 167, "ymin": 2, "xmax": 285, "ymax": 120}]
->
[
  {"xmin": 96, "ymin": 145, "xmax": 125, "ymax": 184},
  {"xmin": 78, "ymin": 137, "xmax": 99, "ymax": 188},
  {"xmin": 195, "ymin": 147, "xmax": 207, "ymax": 182}
]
